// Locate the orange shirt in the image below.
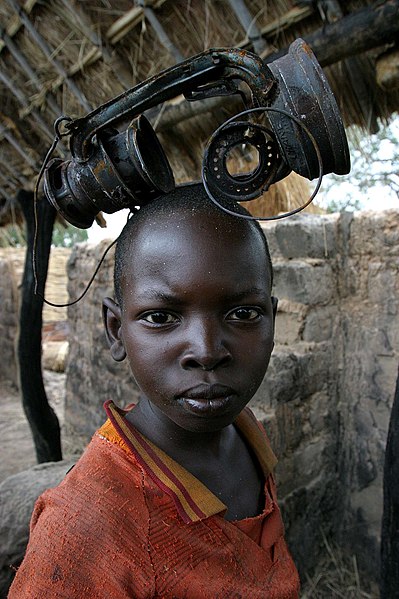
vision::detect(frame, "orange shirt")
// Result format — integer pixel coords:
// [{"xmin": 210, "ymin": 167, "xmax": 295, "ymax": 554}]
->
[{"xmin": 9, "ymin": 402, "xmax": 299, "ymax": 598}]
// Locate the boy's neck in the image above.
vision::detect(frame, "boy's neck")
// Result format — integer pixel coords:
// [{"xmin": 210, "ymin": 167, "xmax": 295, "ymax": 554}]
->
[
  {"xmin": 126, "ymin": 396, "xmax": 235, "ymax": 460},
  {"xmin": 125, "ymin": 396, "xmax": 265, "ymax": 521}
]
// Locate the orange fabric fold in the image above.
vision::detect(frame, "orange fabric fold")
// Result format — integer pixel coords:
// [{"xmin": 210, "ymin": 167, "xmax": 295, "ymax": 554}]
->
[{"xmin": 9, "ymin": 405, "xmax": 299, "ymax": 598}]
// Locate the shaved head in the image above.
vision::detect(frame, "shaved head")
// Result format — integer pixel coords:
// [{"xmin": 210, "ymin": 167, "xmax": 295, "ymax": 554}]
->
[{"xmin": 114, "ymin": 183, "xmax": 273, "ymax": 306}]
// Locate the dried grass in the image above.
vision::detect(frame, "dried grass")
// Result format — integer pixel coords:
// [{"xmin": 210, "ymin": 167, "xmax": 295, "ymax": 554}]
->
[
  {"xmin": 245, "ymin": 172, "xmax": 316, "ymax": 218},
  {"xmin": 301, "ymin": 533, "xmax": 379, "ymax": 599}
]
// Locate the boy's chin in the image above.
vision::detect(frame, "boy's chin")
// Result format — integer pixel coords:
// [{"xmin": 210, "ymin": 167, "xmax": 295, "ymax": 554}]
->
[
  {"xmin": 171, "ymin": 410, "xmax": 243, "ymax": 435},
  {"xmin": 134, "ymin": 393, "xmax": 253, "ymax": 436}
]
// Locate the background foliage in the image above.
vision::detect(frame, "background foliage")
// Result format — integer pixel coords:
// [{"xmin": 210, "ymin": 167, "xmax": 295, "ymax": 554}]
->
[
  {"xmin": 316, "ymin": 116, "xmax": 399, "ymax": 213},
  {"xmin": 0, "ymin": 221, "xmax": 88, "ymax": 248}
]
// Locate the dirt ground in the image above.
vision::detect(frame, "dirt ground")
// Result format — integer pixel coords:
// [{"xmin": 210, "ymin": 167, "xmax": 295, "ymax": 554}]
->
[{"xmin": 0, "ymin": 371, "xmax": 66, "ymax": 484}]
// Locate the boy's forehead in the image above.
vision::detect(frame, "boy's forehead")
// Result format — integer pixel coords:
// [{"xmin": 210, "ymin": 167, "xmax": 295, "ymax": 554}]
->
[
  {"xmin": 121, "ymin": 208, "xmax": 270, "ymax": 283},
  {"xmin": 128, "ymin": 206, "xmax": 261, "ymax": 250}
]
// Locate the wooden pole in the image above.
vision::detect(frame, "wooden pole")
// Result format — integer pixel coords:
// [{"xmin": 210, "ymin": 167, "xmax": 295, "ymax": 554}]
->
[
  {"xmin": 380, "ymin": 367, "xmax": 399, "ymax": 599},
  {"xmin": 0, "ymin": 25, "xmax": 62, "ymax": 118},
  {"xmin": 57, "ymin": 0, "xmax": 132, "ymax": 91},
  {"xmin": 0, "ymin": 155, "xmax": 30, "ymax": 187},
  {"xmin": 139, "ymin": 2, "xmax": 184, "ymax": 63},
  {"xmin": 16, "ymin": 190, "xmax": 62, "ymax": 463},
  {"xmin": 0, "ymin": 123, "xmax": 38, "ymax": 168},
  {"xmin": 0, "ymin": 69, "xmax": 56, "ymax": 143},
  {"xmin": 228, "ymin": 0, "xmax": 269, "ymax": 55},
  {"xmin": 106, "ymin": 0, "xmax": 166, "ymax": 45}
]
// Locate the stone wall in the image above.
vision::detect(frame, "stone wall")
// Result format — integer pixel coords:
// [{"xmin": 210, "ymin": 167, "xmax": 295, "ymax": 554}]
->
[
  {"xmin": 335, "ymin": 212, "xmax": 399, "ymax": 571},
  {"xmin": 65, "ymin": 210, "xmax": 399, "ymax": 580},
  {"xmin": 65, "ymin": 241, "xmax": 139, "ymax": 451}
]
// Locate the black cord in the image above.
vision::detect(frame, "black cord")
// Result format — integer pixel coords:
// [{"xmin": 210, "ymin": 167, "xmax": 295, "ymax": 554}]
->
[
  {"xmin": 39, "ymin": 237, "xmax": 118, "ymax": 308},
  {"xmin": 33, "ymin": 116, "xmax": 72, "ymax": 297}
]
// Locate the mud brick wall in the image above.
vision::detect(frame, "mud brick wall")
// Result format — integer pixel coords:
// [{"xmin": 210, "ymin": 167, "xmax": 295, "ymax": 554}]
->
[
  {"xmin": 66, "ymin": 210, "xmax": 399, "ymax": 579},
  {"xmin": 0, "ymin": 247, "xmax": 71, "ymax": 386},
  {"xmin": 0, "ymin": 256, "xmax": 19, "ymax": 384}
]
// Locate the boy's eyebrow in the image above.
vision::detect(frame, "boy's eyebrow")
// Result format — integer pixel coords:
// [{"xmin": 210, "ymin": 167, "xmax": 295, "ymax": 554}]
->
[
  {"xmin": 138, "ymin": 287, "xmax": 269, "ymax": 304},
  {"xmin": 228, "ymin": 287, "xmax": 269, "ymax": 302},
  {"xmin": 138, "ymin": 289, "xmax": 186, "ymax": 305}
]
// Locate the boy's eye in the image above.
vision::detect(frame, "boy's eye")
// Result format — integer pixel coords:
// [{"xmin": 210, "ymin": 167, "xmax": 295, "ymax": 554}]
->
[
  {"xmin": 141, "ymin": 311, "xmax": 178, "ymax": 325},
  {"xmin": 227, "ymin": 307, "xmax": 260, "ymax": 321}
]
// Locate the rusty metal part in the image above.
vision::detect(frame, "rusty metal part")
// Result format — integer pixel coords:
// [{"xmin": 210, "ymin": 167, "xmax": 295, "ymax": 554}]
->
[
  {"xmin": 44, "ymin": 115, "xmax": 174, "ymax": 229},
  {"xmin": 44, "ymin": 48, "xmax": 276, "ymax": 227},
  {"xmin": 203, "ymin": 120, "xmax": 281, "ymax": 202},
  {"xmin": 202, "ymin": 106, "xmax": 325, "ymax": 222},
  {"xmin": 267, "ymin": 38, "xmax": 350, "ymax": 179},
  {"xmin": 67, "ymin": 48, "xmax": 275, "ymax": 162}
]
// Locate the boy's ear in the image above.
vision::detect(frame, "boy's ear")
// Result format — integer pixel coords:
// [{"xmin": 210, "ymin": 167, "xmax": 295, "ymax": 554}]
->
[{"xmin": 102, "ymin": 297, "xmax": 126, "ymax": 362}]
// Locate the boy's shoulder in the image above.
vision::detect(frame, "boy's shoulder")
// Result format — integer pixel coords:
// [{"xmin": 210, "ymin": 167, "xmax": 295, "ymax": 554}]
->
[
  {"xmin": 32, "ymin": 420, "xmax": 148, "ymax": 532},
  {"xmin": 30, "ymin": 401, "xmax": 279, "ymax": 534},
  {"xmin": 9, "ymin": 422, "xmax": 156, "ymax": 598},
  {"xmin": 10, "ymin": 407, "xmax": 299, "ymax": 598}
]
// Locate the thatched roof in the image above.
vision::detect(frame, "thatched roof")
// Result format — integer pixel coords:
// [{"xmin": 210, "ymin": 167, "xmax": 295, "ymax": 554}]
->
[{"xmin": 0, "ymin": 0, "xmax": 398, "ymax": 226}]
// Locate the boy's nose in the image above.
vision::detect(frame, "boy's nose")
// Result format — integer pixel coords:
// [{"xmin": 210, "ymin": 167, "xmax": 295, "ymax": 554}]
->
[{"xmin": 180, "ymin": 320, "xmax": 232, "ymax": 371}]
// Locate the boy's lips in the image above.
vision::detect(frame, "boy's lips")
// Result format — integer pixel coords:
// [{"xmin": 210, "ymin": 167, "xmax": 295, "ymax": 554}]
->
[{"xmin": 176, "ymin": 384, "xmax": 236, "ymax": 416}]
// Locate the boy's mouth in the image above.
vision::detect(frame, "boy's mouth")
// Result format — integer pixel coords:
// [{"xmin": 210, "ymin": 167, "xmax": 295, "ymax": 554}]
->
[{"xmin": 176, "ymin": 384, "xmax": 236, "ymax": 416}]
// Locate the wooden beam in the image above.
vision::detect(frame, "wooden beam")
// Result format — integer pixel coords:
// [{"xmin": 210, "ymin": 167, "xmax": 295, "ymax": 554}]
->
[
  {"xmin": 0, "ymin": 68, "xmax": 56, "ymax": 142},
  {"xmin": 5, "ymin": 0, "xmax": 92, "ymax": 111},
  {"xmin": 0, "ymin": 184, "xmax": 12, "ymax": 200},
  {"xmin": 52, "ymin": 1, "xmax": 309, "ymax": 86},
  {"xmin": 314, "ymin": 1, "xmax": 379, "ymax": 133},
  {"xmin": 0, "ymin": 122, "xmax": 38, "ymax": 168},
  {"xmin": 1, "ymin": 0, "xmax": 167, "ymax": 120},
  {"xmin": 3, "ymin": 0, "xmax": 397, "ymax": 142},
  {"xmin": 106, "ymin": 0, "xmax": 166, "ymax": 45},
  {"xmin": 156, "ymin": 0, "xmax": 399, "ymax": 131},
  {"xmin": 228, "ymin": 0, "xmax": 269, "ymax": 55},
  {"xmin": 57, "ymin": 0, "xmax": 132, "ymax": 90},
  {"xmin": 1, "ymin": 154, "xmax": 30, "ymax": 187},
  {"xmin": 140, "ymin": 3, "xmax": 184, "ymax": 63},
  {"xmin": 0, "ymin": 0, "xmax": 38, "ymax": 53},
  {"xmin": 377, "ymin": 47, "xmax": 399, "ymax": 90},
  {"xmin": 0, "ymin": 168, "xmax": 18, "ymax": 190},
  {"xmin": 238, "ymin": 6, "xmax": 314, "ymax": 50},
  {"xmin": 0, "ymin": 25, "xmax": 65, "ymax": 117},
  {"xmin": 267, "ymin": 0, "xmax": 399, "ymax": 67}
]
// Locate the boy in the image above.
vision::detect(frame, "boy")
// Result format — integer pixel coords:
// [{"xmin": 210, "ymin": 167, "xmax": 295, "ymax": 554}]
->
[{"xmin": 9, "ymin": 183, "xmax": 299, "ymax": 597}]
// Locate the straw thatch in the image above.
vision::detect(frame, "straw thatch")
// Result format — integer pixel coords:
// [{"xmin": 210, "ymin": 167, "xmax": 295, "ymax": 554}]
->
[{"xmin": 0, "ymin": 0, "xmax": 398, "ymax": 225}]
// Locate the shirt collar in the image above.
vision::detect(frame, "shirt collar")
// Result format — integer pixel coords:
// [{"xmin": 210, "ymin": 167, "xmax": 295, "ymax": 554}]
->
[{"xmin": 99, "ymin": 400, "xmax": 277, "ymax": 525}]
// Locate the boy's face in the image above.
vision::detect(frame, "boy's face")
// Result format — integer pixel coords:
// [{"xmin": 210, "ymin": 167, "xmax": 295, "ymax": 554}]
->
[{"xmin": 104, "ymin": 209, "xmax": 275, "ymax": 434}]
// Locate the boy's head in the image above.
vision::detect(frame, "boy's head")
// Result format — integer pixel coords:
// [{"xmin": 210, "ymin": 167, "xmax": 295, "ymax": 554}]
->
[
  {"xmin": 104, "ymin": 183, "xmax": 276, "ymax": 433},
  {"xmin": 113, "ymin": 183, "xmax": 273, "ymax": 308}
]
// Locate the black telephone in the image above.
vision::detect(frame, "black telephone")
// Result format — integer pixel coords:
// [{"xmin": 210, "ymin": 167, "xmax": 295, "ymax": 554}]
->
[{"xmin": 43, "ymin": 39, "xmax": 350, "ymax": 228}]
